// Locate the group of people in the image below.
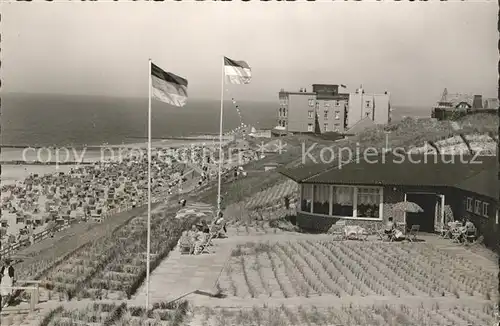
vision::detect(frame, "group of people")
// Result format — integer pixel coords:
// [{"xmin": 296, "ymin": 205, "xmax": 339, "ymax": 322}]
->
[
  {"xmin": 384, "ymin": 216, "xmax": 478, "ymax": 243},
  {"xmin": 178, "ymin": 212, "xmax": 227, "ymax": 255},
  {"xmin": 445, "ymin": 218, "xmax": 477, "ymax": 243}
]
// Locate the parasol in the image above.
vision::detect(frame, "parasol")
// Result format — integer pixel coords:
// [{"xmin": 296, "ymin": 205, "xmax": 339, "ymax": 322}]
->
[
  {"xmin": 393, "ymin": 201, "xmax": 424, "ymax": 232},
  {"xmin": 393, "ymin": 201, "xmax": 423, "ymax": 213}
]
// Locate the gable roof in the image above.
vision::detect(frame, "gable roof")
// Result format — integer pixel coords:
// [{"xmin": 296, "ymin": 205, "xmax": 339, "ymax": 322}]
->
[
  {"xmin": 436, "ymin": 94, "xmax": 473, "ymax": 109},
  {"xmin": 279, "ymin": 153, "xmax": 497, "ymax": 199},
  {"xmin": 346, "ymin": 117, "xmax": 376, "ymax": 134}
]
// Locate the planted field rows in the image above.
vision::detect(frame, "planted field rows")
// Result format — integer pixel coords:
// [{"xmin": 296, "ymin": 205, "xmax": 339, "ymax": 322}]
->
[
  {"xmin": 244, "ymin": 180, "xmax": 298, "ymax": 210},
  {"xmin": 217, "ymin": 240, "xmax": 497, "ymax": 300},
  {"xmin": 39, "ymin": 206, "xmax": 197, "ymax": 301},
  {"xmin": 190, "ymin": 303, "xmax": 498, "ymax": 326},
  {"xmin": 30, "ymin": 301, "xmax": 189, "ymax": 326}
]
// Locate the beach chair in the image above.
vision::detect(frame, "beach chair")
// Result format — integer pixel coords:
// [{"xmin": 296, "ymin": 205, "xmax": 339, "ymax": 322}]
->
[
  {"xmin": 329, "ymin": 220, "xmax": 347, "ymax": 240},
  {"xmin": 406, "ymin": 225, "xmax": 420, "ymax": 242}
]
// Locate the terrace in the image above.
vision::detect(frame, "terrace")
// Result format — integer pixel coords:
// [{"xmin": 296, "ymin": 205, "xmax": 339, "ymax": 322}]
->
[
  {"xmin": 279, "ymin": 153, "xmax": 498, "ymax": 249},
  {"xmin": 2, "ymin": 223, "xmax": 497, "ymax": 326}
]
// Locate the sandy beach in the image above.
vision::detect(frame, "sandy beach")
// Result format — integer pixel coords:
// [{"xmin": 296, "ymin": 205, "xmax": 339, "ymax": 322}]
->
[{"xmin": 0, "ymin": 138, "xmax": 230, "ymax": 186}]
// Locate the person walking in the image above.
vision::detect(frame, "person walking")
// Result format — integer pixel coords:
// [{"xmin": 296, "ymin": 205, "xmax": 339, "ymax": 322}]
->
[{"xmin": 0, "ymin": 258, "xmax": 15, "ymax": 310}]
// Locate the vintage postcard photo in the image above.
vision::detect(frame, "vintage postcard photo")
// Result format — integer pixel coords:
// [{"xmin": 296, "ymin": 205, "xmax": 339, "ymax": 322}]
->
[{"xmin": 1, "ymin": 2, "xmax": 499, "ymax": 325}]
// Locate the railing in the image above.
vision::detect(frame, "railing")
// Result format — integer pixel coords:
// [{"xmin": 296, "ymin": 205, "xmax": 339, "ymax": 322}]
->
[
  {"xmin": 0, "ymin": 283, "xmax": 39, "ymax": 312},
  {"xmin": 0, "ymin": 203, "xmax": 141, "ymax": 257}
]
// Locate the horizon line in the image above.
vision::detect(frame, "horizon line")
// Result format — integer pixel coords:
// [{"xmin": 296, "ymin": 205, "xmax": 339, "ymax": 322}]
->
[{"xmin": 1, "ymin": 91, "xmax": 429, "ymax": 109}]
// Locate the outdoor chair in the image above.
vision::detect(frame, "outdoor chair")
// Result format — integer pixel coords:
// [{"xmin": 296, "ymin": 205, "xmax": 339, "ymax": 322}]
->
[
  {"xmin": 451, "ymin": 228, "xmax": 462, "ymax": 243},
  {"xmin": 199, "ymin": 233, "xmax": 216, "ymax": 254},
  {"xmin": 178, "ymin": 238, "xmax": 194, "ymax": 255},
  {"xmin": 406, "ymin": 225, "xmax": 420, "ymax": 242},
  {"xmin": 465, "ymin": 226, "xmax": 477, "ymax": 244},
  {"xmin": 439, "ymin": 225, "xmax": 451, "ymax": 239},
  {"xmin": 377, "ymin": 228, "xmax": 395, "ymax": 242}
]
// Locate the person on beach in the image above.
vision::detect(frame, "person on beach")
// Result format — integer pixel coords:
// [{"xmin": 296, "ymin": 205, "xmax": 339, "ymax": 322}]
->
[{"xmin": 0, "ymin": 258, "xmax": 15, "ymax": 309}]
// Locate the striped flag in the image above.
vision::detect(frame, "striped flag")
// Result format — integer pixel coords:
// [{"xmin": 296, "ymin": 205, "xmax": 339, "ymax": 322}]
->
[
  {"xmin": 151, "ymin": 62, "xmax": 188, "ymax": 107},
  {"xmin": 224, "ymin": 56, "xmax": 251, "ymax": 84}
]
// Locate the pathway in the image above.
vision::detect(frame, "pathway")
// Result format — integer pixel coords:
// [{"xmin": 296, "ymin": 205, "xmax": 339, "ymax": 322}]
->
[{"xmin": 132, "ymin": 237, "xmax": 233, "ymax": 305}]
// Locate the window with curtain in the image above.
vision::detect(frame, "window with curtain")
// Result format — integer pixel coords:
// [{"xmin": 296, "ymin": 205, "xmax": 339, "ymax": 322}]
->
[
  {"xmin": 312, "ymin": 185, "xmax": 330, "ymax": 215},
  {"xmin": 356, "ymin": 187, "xmax": 381, "ymax": 218},
  {"xmin": 332, "ymin": 186, "xmax": 354, "ymax": 217},
  {"xmin": 301, "ymin": 184, "xmax": 313, "ymax": 212}
]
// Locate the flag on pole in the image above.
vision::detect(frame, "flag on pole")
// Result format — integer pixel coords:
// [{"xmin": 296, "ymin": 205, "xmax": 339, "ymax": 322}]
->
[
  {"xmin": 224, "ymin": 56, "xmax": 251, "ymax": 84},
  {"xmin": 151, "ymin": 62, "xmax": 188, "ymax": 107},
  {"xmin": 340, "ymin": 84, "xmax": 347, "ymax": 88}
]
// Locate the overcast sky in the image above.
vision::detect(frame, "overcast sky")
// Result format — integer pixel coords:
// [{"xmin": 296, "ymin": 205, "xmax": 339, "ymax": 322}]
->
[{"xmin": 2, "ymin": 2, "xmax": 497, "ymax": 106}]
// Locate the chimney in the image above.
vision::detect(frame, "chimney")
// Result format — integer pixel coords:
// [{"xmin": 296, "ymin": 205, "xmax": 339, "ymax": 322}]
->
[
  {"xmin": 472, "ymin": 95, "xmax": 483, "ymax": 109},
  {"xmin": 304, "ymin": 88, "xmax": 307, "ymax": 93}
]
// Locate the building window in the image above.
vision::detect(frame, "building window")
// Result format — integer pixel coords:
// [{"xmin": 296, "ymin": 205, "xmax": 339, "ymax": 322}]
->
[
  {"xmin": 312, "ymin": 185, "xmax": 330, "ymax": 215},
  {"xmin": 279, "ymin": 108, "xmax": 282, "ymax": 117},
  {"xmin": 474, "ymin": 200, "xmax": 481, "ymax": 214},
  {"xmin": 331, "ymin": 186, "xmax": 354, "ymax": 217},
  {"xmin": 308, "ymin": 99, "xmax": 315, "ymax": 107},
  {"xmin": 301, "ymin": 184, "xmax": 313, "ymax": 212},
  {"xmin": 335, "ymin": 112, "xmax": 340, "ymax": 120},
  {"xmin": 307, "ymin": 124, "xmax": 313, "ymax": 132},
  {"xmin": 324, "ymin": 110, "xmax": 328, "ymax": 119},
  {"xmin": 308, "ymin": 110, "xmax": 314, "ymax": 119},
  {"xmin": 283, "ymin": 120, "xmax": 287, "ymax": 128},
  {"xmin": 335, "ymin": 100, "xmax": 340, "ymax": 106},
  {"xmin": 324, "ymin": 102, "xmax": 330, "ymax": 108},
  {"xmin": 482, "ymin": 202, "xmax": 489, "ymax": 217},
  {"xmin": 324, "ymin": 123, "xmax": 328, "ymax": 132},
  {"xmin": 356, "ymin": 187, "xmax": 381, "ymax": 218},
  {"xmin": 466, "ymin": 197, "xmax": 473, "ymax": 212},
  {"xmin": 366, "ymin": 101, "xmax": 370, "ymax": 108},
  {"xmin": 283, "ymin": 109, "xmax": 287, "ymax": 117},
  {"xmin": 315, "ymin": 102, "xmax": 319, "ymax": 109}
]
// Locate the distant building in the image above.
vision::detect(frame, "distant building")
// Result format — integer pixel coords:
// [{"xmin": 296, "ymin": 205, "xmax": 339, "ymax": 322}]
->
[
  {"xmin": 432, "ymin": 89, "xmax": 496, "ymax": 120},
  {"xmin": 346, "ymin": 86, "xmax": 391, "ymax": 132},
  {"xmin": 277, "ymin": 84, "xmax": 390, "ymax": 134},
  {"xmin": 483, "ymin": 98, "xmax": 499, "ymax": 110}
]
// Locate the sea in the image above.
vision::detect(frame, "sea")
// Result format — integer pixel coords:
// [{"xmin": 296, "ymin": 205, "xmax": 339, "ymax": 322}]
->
[
  {"xmin": 1, "ymin": 93, "xmax": 429, "ymax": 147},
  {"xmin": 0, "ymin": 93, "xmax": 429, "ymax": 185}
]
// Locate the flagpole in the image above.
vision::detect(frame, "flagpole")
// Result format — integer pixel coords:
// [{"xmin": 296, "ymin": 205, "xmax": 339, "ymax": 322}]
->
[
  {"xmin": 217, "ymin": 56, "xmax": 224, "ymax": 215},
  {"xmin": 146, "ymin": 58, "xmax": 152, "ymax": 310}
]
